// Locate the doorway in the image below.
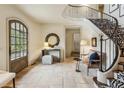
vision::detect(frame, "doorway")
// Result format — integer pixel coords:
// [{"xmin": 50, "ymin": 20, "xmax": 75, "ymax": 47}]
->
[{"xmin": 66, "ymin": 28, "xmax": 80, "ymax": 58}]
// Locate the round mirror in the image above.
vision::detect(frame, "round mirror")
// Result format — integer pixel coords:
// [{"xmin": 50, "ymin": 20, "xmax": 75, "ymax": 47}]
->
[{"xmin": 45, "ymin": 33, "xmax": 60, "ymax": 48}]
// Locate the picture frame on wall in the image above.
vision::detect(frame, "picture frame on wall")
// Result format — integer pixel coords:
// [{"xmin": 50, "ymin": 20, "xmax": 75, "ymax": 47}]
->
[
  {"xmin": 109, "ymin": 4, "xmax": 119, "ymax": 13},
  {"xmin": 119, "ymin": 4, "xmax": 124, "ymax": 17},
  {"xmin": 91, "ymin": 37, "xmax": 97, "ymax": 47}
]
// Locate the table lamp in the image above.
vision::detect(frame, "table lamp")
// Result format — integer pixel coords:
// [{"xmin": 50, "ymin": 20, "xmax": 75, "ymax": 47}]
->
[
  {"xmin": 44, "ymin": 42, "xmax": 49, "ymax": 49},
  {"xmin": 80, "ymin": 40, "xmax": 87, "ymax": 54}
]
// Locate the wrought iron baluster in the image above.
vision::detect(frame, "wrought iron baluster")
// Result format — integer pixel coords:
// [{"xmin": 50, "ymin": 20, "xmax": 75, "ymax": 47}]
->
[{"xmin": 100, "ymin": 35, "xmax": 103, "ymax": 71}]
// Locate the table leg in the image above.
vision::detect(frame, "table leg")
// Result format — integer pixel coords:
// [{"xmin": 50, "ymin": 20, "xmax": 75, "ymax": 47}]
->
[
  {"xmin": 13, "ymin": 78, "xmax": 15, "ymax": 88},
  {"xmin": 76, "ymin": 61, "xmax": 81, "ymax": 72}
]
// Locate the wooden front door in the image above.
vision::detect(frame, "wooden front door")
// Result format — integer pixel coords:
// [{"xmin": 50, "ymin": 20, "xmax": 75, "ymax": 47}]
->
[{"xmin": 9, "ymin": 20, "xmax": 28, "ymax": 73}]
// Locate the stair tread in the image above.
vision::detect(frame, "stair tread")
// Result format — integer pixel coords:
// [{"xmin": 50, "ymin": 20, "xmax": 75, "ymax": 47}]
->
[
  {"xmin": 106, "ymin": 77, "xmax": 114, "ymax": 80},
  {"xmin": 113, "ymin": 70, "xmax": 123, "ymax": 73}
]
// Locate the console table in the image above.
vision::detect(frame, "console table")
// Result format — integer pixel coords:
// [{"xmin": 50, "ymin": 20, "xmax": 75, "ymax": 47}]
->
[{"xmin": 42, "ymin": 49, "xmax": 61, "ymax": 62}]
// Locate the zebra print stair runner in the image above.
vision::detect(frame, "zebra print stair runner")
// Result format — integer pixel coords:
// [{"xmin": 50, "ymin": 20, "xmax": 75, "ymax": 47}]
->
[
  {"xmin": 114, "ymin": 72, "xmax": 124, "ymax": 83},
  {"xmin": 107, "ymin": 72, "xmax": 124, "ymax": 88}
]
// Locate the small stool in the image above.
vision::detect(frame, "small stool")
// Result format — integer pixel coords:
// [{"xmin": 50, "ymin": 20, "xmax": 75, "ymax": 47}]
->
[
  {"xmin": 73, "ymin": 58, "xmax": 81, "ymax": 72},
  {"xmin": 42, "ymin": 55, "xmax": 53, "ymax": 65}
]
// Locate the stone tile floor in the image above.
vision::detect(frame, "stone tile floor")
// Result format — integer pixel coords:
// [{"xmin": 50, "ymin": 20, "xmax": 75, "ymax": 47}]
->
[{"xmin": 6, "ymin": 58, "xmax": 95, "ymax": 88}]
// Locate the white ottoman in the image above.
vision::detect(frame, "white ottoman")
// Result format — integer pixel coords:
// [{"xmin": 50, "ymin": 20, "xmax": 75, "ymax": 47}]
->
[{"xmin": 42, "ymin": 55, "xmax": 53, "ymax": 65}]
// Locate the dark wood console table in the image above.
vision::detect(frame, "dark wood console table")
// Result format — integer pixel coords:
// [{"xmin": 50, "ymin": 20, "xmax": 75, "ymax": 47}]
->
[{"xmin": 42, "ymin": 49, "xmax": 61, "ymax": 62}]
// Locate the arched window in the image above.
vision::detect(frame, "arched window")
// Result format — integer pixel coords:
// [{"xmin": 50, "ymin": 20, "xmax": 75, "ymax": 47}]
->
[{"xmin": 9, "ymin": 20, "xmax": 28, "ymax": 72}]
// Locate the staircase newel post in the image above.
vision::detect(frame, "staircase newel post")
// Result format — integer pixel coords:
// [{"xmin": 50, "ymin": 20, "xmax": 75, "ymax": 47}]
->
[{"xmin": 100, "ymin": 35, "xmax": 103, "ymax": 71}]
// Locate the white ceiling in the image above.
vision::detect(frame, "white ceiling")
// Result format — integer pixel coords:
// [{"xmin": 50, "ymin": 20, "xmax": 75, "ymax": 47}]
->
[{"xmin": 15, "ymin": 4, "xmax": 97, "ymax": 27}]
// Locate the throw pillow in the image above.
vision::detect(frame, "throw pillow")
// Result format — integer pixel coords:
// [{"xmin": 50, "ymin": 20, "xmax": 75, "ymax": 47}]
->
[{"xmin": 89, "ymin": 52, "xmax": 99, "ymax": 64}]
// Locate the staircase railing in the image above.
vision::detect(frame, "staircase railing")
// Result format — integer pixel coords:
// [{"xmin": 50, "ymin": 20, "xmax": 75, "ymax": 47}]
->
[
  {"xmin": 63, "ymin": 5, "xmax": 121, "ymax": 72},
  {"xmin": 81, "ymin": 5, "xmax": 120, "ymax": 72}
]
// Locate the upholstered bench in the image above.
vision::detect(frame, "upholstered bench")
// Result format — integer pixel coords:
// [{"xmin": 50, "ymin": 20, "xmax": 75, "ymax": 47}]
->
[
  {"xmin": 42, "ymin": 55, "xmax": 53, "ymax": 65},
  {"xmin": 0, "ymin": 70, "xmax": 16, "ymax": 88}
]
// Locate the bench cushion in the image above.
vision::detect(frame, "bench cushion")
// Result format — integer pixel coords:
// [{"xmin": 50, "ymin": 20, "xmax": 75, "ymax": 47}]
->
[{"xmin": 0, "ymin": 70, "xmax": 16, "ymax": 87}]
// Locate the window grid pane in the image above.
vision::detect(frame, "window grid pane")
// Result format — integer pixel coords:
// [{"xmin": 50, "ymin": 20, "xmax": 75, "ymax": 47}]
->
[
  {"xmin": 16, "ymin": 22, "xmax": 20, "ymax": 30},
  {"xmin": 11, "ymin": 23, "xmax": 15, "ymax": 29},
  {"xmin": 11, "ymin": 53, "xmax": 16, "ymax": 60},
  {"xmin": 10, "ymin": 21, "xmax": 28, "ymax": 61},
  {"xmin": 11, "ymin": 29, "xmax": 15, "ymax": 36}
]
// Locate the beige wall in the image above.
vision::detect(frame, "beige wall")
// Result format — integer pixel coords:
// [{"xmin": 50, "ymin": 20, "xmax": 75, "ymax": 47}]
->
[
  {"xmin": 40, "ymin": 23, "xmax": 65, "ymax": 61},
  {"xmin": 0, "ymin": 5, "xmax": 43, "ymax": 71}
]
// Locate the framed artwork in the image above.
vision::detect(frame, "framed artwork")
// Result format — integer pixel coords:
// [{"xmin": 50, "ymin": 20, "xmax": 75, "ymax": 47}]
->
[
  {"xmin": 91, "ymin": 37, "xmax": 97, "ymax": 47},
  {"xmin": 109, "ymin": 4, "xmax": 119, "ymax": 13},
  {"xmin": 119, "ymin": 4, "xmax": 124, "ymax": 17}
]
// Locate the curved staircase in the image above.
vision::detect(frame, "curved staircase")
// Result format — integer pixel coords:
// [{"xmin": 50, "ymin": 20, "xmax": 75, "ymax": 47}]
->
[
  {"xmin": 84, "ymin": 5, "xmax": 124, "ymax": 88},
  {"xmin": 63, "ymin": 5, "xmax": 124, "ymax": 88}
]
